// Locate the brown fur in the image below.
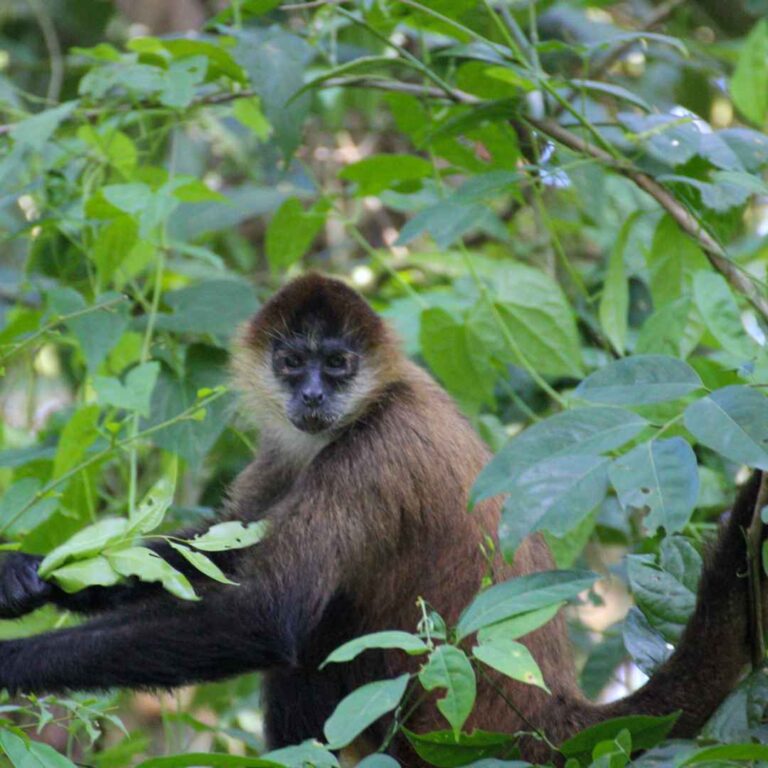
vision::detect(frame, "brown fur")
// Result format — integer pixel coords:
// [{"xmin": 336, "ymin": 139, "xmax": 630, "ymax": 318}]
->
[{"xmin": 228, "ymin": 274, "xmax": 762, "ymax": 765}]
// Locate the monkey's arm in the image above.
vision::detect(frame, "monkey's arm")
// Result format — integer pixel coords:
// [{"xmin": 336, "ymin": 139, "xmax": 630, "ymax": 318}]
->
[
  {"xmin": 0, "ymin": 455, "xmax": 371, "ymax": 693},
  {"xmin": 0, "ymin": 583, "xmax": 288, "ymax": 693},
  {"xmin": 0, "ymin": 533, "xmax": 240, "ymax": 619},
  {"xmin": 0, "ymin": 455, "xmax": 285, "ymax": 619},
  {"xmin": 0, "ymin": 517, "xmax": 339, "ymax": 693}
]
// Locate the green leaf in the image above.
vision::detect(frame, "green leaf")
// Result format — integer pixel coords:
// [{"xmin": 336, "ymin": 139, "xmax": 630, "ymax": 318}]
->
[
  {"xmin": 137, "ymin": 755, "xmax": 281, "ymax": 768},
  {"xmin": 153, "ymin": 280, "xmax": 258, "ymax": 337},
  {"xmin": 159, "ymin": 56, "xmax": 207, "ymax": 108},
  {"xmin": 570, "ymin": 80, "xmax": 651, "ymax": 112},
  {"xmin": 106, "ymin": 546, "xmax": 197, "ymax": 601},
  {"xmin": 646, "ymin": 216, "xmax": 710, "ymax": 308},
  {"xmin": 39, "ymin": 518, "xmax": 131, "ymax": 576},
  {"xmin": 420, "ymin": 307, "xmax": 496, "ymax": 408},
  {"xmin": 627, "ymin": 538, "xmax": 702, "ymax": 642},
  {"xmin": 233, "ymin": 96, "xmax": 271, "ymax": 140},
  {"xmin": 91, "ymin": 217, "xmax": 139, "ymax": 285},
  {"xmin": 0, "ymin": 728, "xmax": 78, "ymax": 768},
  {"xmin": 499, "ymin": 454, "xmax": 609, "ymax": 558},
  {"xmin": 10, "ymin": 101, "xmax": 78, "ymax": 150},
  {"xmin": 719, "ymin": 128, "xmax": 768, "ymax": 171},
  {"xmin": 172, "ymin": 179, "xmax": 227, "ymax": 204},
  {"xmin": 261, "ymin": 741, "xmax": 338, "ymax": 768},
  {"xmin": 94, "ymin": 362, "xmax": 160, "ymax": 418},
  {"xmin": 52, "ymin": 404, "xmax": 100, "ymax": 479},
  {"xmin": 143, "ymin": 345, "xmax": 233, "ymax": 467},
  {"xmin": 49, "ymin": 556, "xmax": 121, "ymax": 594},
  {"xmin": 635, "ymin": 298, "xmax": 703, "ymax": 359},
  {"xmin": 731, "ymin": 19, "xmax": 768, "ymax": 126},
  {"xmin": 599, "ymin": 216, "xmax": 633, "ymax": 354},
  {"xmin": 471, "ymin": 407, "xmax": 647, "ymax": 504},
  {"xmin": 580, "ymin": 632, "xmax": 627, "ymax": 700},
  {"xmin": 47, "ymin": 289, "xmax": 128, "ymax": 372},
  {"xmin": 456, "ymin": 570, "xmax": 596, "ymax": 640},
  {"xmin": 683, "ymin": 386, "xmax": 768, "ymax": 469},
  {"xmin": 322, "ymin": 631, "xmax": 429, "ymax": 668},
  {"xmin": 559, "ymin": 714, "xmax": 678, "ymax": 763},
  {"xmin": 233, "ymin": 28, "xmax": 311, "ymax": 158},
  {"xmin": 659, "ymin": 173, "xmax": 755, "ymax": 213},
  {"xmin": 473, "ymin": 639, "xmax": 547, "ymax": 690},
  {"xmin": 265, "ymin": 198, "xmax": 325, "ymax": 273},
  {"xmin": 693, "ymin": 272, "xmax": 755, "ymax": 358},
  {"xmin": 623, "ymin": 606, "xmax": 670, "ymax": 676},
  {"xmin": 574, "ymin": 355, "xmax": 702, "ymax": 405},
  {"xmin": 339, "ymin": 154, "xmax": 433, "ymax": 195},
  {"xmin": 419, "ymin": 646, "xmax": 476, "ymax": 738},
  {"xmin": 493, "ymin": 264, "xmax": 583, "ymax": 378},
  {"xmin": 159, "ymin": 38, "xmax": 246, "ymax": 82},
  {"xmin": 681, "ymin": 744, "xmax": 768, "ymax": 765},
  {"xmin": 0, "ymin": 479, "xmax": 49, "ymax": 537},
  {"xmin": 167, "ymin": 542, "xmax": 237, "ymax": 585},
  {"xmin": 397, "ymin": 201, "xmax": 509, "ymax": 250},
  {"xmin": 702, "ymin": 671, "xmax": 768, "ymax": 742},
  {"xmin": 357, "ymin": 756, "xmax": 400, "ymax": 768},
  {"xmin": 477, "ymin": 604, "xmax": 562, "ymax": 644},
  {"xmin": 619, "ymin": 113, "xmax": 700, "ymax": 167},
  {"xmin": 187, "ymin": 521, "xmax": 269, "ymax": 551},
  {"xmin": 608, "ymin": 438, "xmax": 699, "ymax": 534},
  {"xmin": 130, "ymin": 471, "xmax": 176, "ymax": 533},
  {"xmin": 323, "ymin": 675, "xmax": 410, "ymax": 749},
  {"xmin": 403, "ymin": 729, "xmax": 518, "ymax": 768}
]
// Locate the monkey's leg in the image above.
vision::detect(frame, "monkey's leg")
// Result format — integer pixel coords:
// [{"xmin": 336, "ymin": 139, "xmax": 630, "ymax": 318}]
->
[{"xmin": 0, "ymin": 578, "xmax": 314, "ymax": 694}]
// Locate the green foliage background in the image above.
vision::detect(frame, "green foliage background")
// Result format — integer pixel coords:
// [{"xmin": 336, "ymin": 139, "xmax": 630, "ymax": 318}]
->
[{"xmin": 2, "ymin": 0, "xmax": 768, "ymax": 765}]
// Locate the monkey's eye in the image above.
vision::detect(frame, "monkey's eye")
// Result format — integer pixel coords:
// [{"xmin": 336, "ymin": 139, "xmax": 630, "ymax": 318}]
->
[
  {"xmin": 325, "ymin": 353, "xmax": 347, "ymax": 370},
  {"xmin": 282, "ymin": 353, "xmax": 303, "ymax": 370}
]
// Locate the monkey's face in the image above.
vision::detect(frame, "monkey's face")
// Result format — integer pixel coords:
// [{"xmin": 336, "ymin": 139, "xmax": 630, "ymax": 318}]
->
[{"xmin": 270, "ymin": 334, "xmax": 361, "ymax": 434}]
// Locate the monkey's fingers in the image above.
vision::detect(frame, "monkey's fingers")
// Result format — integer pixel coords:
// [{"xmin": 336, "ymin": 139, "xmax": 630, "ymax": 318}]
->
[{"xmin": 0, "ymin": 554, "xmax": 52, "ymax": 620}]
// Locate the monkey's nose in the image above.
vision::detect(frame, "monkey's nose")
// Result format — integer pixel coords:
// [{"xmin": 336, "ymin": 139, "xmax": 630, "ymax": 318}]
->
[{"xmin": 301, "ymin": 389, "xmax": 325, "ymax": 407}]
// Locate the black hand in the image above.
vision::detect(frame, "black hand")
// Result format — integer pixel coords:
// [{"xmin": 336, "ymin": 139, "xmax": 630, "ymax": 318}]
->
[{"xmin": 0, "ymin": 553, "xmax": 52, "ymax": 619}]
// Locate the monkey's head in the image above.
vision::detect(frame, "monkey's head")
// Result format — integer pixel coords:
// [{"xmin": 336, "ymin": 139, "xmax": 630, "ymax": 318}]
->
[{"xmin": 234, "ymin": 274, "xmax": 399, "ymax": 439}]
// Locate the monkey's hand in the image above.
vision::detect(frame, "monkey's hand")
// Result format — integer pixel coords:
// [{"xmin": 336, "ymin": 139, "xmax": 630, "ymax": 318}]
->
[{"xmin": 0, "ymin": 553, "xmax": 53, "ymax": 620}]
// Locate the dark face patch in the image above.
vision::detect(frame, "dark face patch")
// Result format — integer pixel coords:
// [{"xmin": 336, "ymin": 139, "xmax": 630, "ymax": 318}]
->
[{"xmin": 271, "ymin": 330, "xmax": 360, "ymax": 434}]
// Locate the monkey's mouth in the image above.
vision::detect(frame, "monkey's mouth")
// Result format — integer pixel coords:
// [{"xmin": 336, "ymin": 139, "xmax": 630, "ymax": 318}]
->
[{"xmin": 291, "ymin": 410, "xmax": 336, "ymax": 434}]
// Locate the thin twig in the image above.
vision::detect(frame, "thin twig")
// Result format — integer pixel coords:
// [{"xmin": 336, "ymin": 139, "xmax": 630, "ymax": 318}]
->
[
  {"xmin": 477, "ymin": 665, "xmax": 558, "ymax": 754},
  {"xmin": 747, "ymin": 472, "xmax": 768, "ymax": 669}
]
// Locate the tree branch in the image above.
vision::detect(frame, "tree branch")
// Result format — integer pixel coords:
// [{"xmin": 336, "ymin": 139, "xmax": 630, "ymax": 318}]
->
[{"xmin": 322, "ymin": 76, "xmax": 768, "ymax": 322}]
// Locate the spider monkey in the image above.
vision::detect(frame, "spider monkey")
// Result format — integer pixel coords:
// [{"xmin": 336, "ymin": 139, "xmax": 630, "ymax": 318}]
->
[{"xmin": 0, "ymin": 274, "xmax": 764, "ymax": 765}]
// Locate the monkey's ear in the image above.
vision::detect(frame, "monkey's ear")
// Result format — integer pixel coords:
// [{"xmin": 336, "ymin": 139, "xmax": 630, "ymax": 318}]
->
[{"xmin": 245, "ymin": 273, "xmax": 387, "ymax": 351}]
